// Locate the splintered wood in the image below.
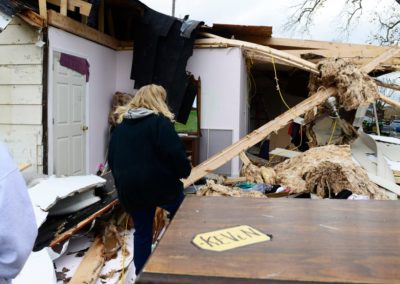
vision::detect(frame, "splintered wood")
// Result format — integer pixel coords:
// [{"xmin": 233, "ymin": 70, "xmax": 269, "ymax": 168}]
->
[
  {"xmin": 69, "ymin": 237, "xmax": 105, "ymax": 284},
  {"xmin": 309, "ymin": 59, "xmax": 380, "ymax": 111},
  {"xmin": 274, "ymin": 145, "xmax": 388, "ymax": 199}
]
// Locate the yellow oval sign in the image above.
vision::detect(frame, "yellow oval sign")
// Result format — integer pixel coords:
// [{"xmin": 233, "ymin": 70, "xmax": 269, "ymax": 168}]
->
[{"xmin": 192, "ymin": 225, "xmax": 271, "ymax": 252}]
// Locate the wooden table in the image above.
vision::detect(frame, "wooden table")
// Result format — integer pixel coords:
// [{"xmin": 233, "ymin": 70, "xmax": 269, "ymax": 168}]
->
[{"xmin": 136, "ymin": 196, "xmax": 400, "ymax": 283}]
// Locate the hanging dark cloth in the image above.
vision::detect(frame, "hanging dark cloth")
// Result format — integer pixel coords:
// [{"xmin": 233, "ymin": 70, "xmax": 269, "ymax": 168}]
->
[
  {"xmin": 60, "ymin": 53, "xmax": 90, "ymax": 82},
  {"xmin": 130, "ymin": 0, "xmax": 203, "ymax": 123}
]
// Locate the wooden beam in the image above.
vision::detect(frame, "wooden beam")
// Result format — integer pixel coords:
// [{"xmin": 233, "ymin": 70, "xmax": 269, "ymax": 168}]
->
[
  {"xmin": 198, "ymin": 35, "xmax": 319, "ymax": 74},
  {"xmin": 47, "ymin": 0, "xmax": 92, "ymax": 16},
  {"xmin": 47, "ymin": 10, "xmax": 119, "ymax": 50},
  {"xmin": 244, "ymin": 50, "xmax": 303, "ymax": 69},
  {"xmin": 69, "ymin": 236, "xmax": 105, "ymax": 284},
  {"xmin": 60, "ymin": 0, "xmax": 67, "ymax": 16},
  {"xmin": 375, "ymin": 79, "xmax": 400, "ymax": 92},
  {"xmin": 39, "ymin": 0, "xmax": 47, "ymax": 20},
  {"xmin": 117, "ymin": 40, "xmax": 134, "ymax": 50},
  {"xmin": 264, "ymin": 37, "xmax": 389, "ymax": 54},
  {"xmin": 50, "ymin": 199, "xmax": 119, "ymax": 247},
  {"xmin": 378, "ymin": 94, "xmax": 400, "ymax": 109},
  {"xmin": 17, "ymin": 10, "xmax": 46, "ymax": 28},
  {"xmin": 183, "ymin": 87, "xmax": 337, "ymax": 187},
  {"xmin": 239, "ymin": 152, "xmax": 251, "ymax": 166},
  {"xmin": 69, "ymin": 0, "xmax": 92, "ymax": 16},
  {"xmin": 360, "ymin": 48, "xmax": 400, "ymax": 74}
]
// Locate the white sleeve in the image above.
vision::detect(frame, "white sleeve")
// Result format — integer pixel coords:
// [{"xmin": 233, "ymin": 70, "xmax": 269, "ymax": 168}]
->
[{"xmin": 0, "ymin": 144, "xmax": 38, "ymax": 281}]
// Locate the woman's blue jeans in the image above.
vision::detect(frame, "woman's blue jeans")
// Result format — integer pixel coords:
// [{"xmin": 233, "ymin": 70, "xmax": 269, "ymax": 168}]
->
[{"xmin": 130, "ymin": 192, "xmax": 185, "ymax": 275}]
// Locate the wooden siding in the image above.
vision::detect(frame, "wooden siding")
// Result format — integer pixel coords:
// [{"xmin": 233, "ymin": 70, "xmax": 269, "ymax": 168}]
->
[{"xmin": 0, "ymin": 17, "xmax": 43, "ymax": 177}]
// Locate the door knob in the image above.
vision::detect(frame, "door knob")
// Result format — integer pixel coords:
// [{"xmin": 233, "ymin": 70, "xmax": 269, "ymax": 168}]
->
[{"xmin": 82, "ymin": 125, "xmax": 89, "ymax": 131}]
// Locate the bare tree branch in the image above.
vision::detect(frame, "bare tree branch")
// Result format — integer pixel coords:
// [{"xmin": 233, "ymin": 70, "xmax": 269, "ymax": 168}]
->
[
  {"xmin": 375, "ymin": 12, "xmax": 400, "ymax": 45},
  {"xmin": 343, "ymin": 0, "xmax": 363, "ymax": 30},
  {"xmin": 283, "ymin": 0, "xmax": 328, "ymax": 34},
  {"xmin": 283, "ymin": 0, "xmax": 400, "ymax": 45}
]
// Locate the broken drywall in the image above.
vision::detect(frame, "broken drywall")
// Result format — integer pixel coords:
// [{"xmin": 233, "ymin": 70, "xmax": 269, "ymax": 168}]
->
[{"xmin": 29, "ymin": 175, "xmax": 106, "ymax": 211}]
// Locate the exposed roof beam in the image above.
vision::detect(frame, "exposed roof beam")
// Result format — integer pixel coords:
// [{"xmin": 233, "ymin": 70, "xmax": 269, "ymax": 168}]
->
[
  {"xmin": 199, "ymin": 33, "xmax": 319, "ymax": 74},
  {"xmin": 47, "ymin": 10, "xmax": 119, "ymax": 50}
]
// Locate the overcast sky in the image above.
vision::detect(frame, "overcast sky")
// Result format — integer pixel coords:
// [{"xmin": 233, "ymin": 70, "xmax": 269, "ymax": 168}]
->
[
  {"xmin": 139, "ymin": 0, "xmax": 400, "ymax": 101},
  {"xmin": 140, "ymin": 0, "xmax": 395, "ymax": 44}
]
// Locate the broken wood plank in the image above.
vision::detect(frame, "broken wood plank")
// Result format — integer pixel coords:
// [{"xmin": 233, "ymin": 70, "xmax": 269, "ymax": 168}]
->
[
  {"xmin": 47, "ymin": 10, "xmax": 119, "ymax": 50},
  {"xmin": 50, "ymin": 199, "xmax": 119, "ymax": 247},
  {"xmin": 375, "ymin": 79, "xmax": 400, "ymax": 108},
  {"xmin": 360, "ymin": 49, "xmax": 400, "ymax": 109},
  {"xmin": 17, "ymin": 10, "xmax": 45, "ymax": 28},
  {"xmin": 47, "ymin": 0, "xmax": 92, "ymax": 16},
  {"xmin": 239, "ymin": 152, "xmax": 251, "ymax": 166},
  {"xmin": 69, "ymin": 236, "xmax": 105, "ymax": 284},
  {"xmin": 360, "ymin": 47, "xmax": 400, "ymax": 74},
  {"xmin": 198, "ymin": 33, "xmax": 319, "ymax": 74},
  {"xmin": 378, "ymin": 94, "xmax": 400, "ymax": 109},
  {"xmin": 183, "ymin": 87, "xmax": 337, "ymax": 187},
  {"xmin": 375, "ymin": 79, "xmax": 400, "ymax": 92}
]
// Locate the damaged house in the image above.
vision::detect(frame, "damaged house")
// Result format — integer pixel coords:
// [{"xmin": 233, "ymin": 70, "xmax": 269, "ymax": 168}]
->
[
  {"xmin": 1, "ymin": 0, "xmax": 400, "ymax": 283},
  {"xmin": 1, "ymin": 1, "xmax": 400, "ymax": 179}
]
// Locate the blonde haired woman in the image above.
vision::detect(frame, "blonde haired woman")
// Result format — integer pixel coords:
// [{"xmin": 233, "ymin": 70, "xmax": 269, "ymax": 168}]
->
[{"xmin": 108, "ymin": 84, "xmax": 191, "ymax": 275}]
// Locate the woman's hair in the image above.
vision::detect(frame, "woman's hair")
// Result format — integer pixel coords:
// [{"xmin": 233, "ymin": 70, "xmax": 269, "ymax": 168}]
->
[{"xmin": 114, "ymin": 84, "xmax": 174, "ymax": 123}]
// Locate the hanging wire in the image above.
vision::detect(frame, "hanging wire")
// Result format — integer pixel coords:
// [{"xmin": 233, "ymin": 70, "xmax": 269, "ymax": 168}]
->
[
  {"xmin": 266, "ymin": 57, "xmax": 305, "ymax": 166},
  {"xmin": 327, "ymin": 118, "xmax": 338, "ymax": 145}
]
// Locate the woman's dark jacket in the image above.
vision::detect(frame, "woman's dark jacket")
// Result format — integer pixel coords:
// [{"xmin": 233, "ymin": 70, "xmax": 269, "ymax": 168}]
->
[{"xmin": 108, "ymin": 111, "xmax": 191, "ymax": 211}]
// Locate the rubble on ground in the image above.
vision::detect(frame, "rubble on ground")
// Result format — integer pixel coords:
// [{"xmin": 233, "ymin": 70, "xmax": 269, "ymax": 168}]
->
[
  {"xmin": 196, "ymin": 180, "xmax": 267, "ymax": 198},
  {"xmin": 273, "ymin": 145, "xmax": 388, "ymax": 199}
]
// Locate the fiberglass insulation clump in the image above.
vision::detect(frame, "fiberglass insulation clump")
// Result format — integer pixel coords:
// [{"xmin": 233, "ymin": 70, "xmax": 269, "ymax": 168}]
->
[
  {"xmin": 308, "ymin": 58, "xmax": 380, "ymax": 111},
  {"xmin": 273, "ymin": 145, "xmax": 388, "ymax": 199}
]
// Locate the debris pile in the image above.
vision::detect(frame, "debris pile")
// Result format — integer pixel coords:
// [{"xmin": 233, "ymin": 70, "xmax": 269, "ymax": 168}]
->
[
  {"xmin": 196, "ymin": 144, "xmax": 393, "ymax": 200},
  {"xmin": 274, "ymin": 145, "xmax": 388, "ymax": 199},
  {"xmin": 196, "ymin": 180, "xmax": 267, "ymax": 198}
]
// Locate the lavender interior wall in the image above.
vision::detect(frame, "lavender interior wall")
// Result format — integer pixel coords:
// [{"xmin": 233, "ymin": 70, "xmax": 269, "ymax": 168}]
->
[{"xmin": 48, "ymin": 27, "xmax": 117, "ymax": 175}]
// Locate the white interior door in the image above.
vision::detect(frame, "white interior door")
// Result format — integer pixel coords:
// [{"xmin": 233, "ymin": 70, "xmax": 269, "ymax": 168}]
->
[{"xmin": 53, "ymin": 52, "xmax": 87, "ymax": 176}]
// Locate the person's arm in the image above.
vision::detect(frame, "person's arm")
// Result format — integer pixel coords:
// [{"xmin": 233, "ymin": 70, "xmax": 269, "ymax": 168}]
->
[
  {"xmin": 0, "ymin": 145, "xmax": 38, "ymax": 281},
  {"xmin": 157, "ymin": 117, "xmax": 192, "ymax": 179}
]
